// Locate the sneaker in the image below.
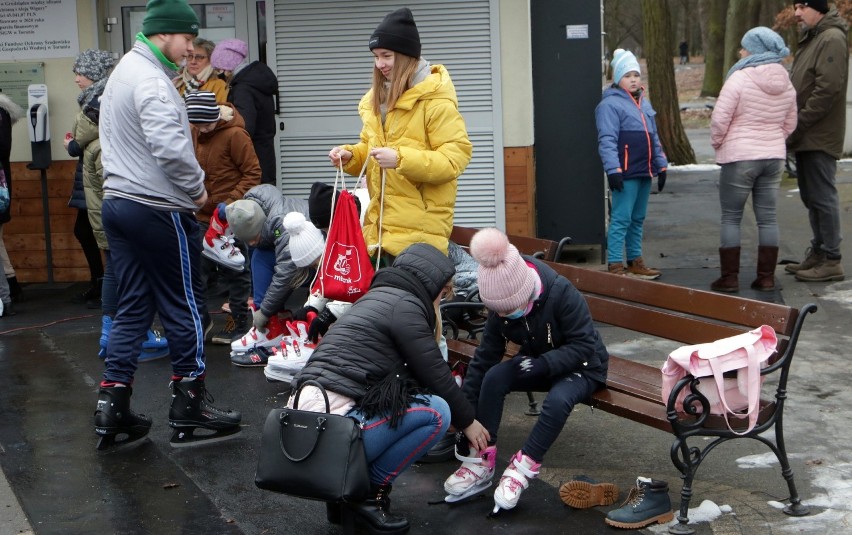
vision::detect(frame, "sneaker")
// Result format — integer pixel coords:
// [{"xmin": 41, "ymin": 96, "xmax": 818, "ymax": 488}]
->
[
  {"xmin": 494, "ymin": 450, "xmax": 541, "ymax": 511},
  {"xmin": 231, "ymin": 346, "xmax": 273, "ymax": 367},
  {"xmin": 230, "ymin": 314, "xmax": 284, "ymax": 354},
  {"xmin": 211, "ymin": 315, "xmax": 248, "ymax": 345},
  {"xmin": 607, "ymin": 263, "xmax": 627, "ymax": 275},
  {"xmin": 605, "ymin": 477, "xmax": 674, "ymax": 529},
  {"xmin": 444, "ymin": 445, "xmax": 497, "ymax": 499},
  {"xmin": 785, "ymin": 246, "xmax": 825, "ymax": 274},
  {"xmin": 202, "ymin": 212, "xmax": 245, "ymax": 272},
  {"xmin": 559, "ymin": 475, "xmax": 619, "ymax": 509},
  {"xmin": 626, "ymin": 257, "xmax": 661, "ymax": 280},
  {"xmin": 794, "ymin": 258, "xmax": 845, "ymax": 282}
]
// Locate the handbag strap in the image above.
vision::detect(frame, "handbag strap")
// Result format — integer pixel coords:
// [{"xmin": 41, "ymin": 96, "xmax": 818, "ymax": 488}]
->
[
  {"xmin": 707, "ymin": 345, "xmax": 760, "ymax": 435},
  {"xmin": 292, "ymin": 379, "xmax": 331, "ymax": 413}
]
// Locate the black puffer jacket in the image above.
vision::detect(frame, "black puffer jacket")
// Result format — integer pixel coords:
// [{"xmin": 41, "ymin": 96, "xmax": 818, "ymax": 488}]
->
[
  {"xmin": 295, "ymin": 243, "xmax": 476, "ymax": 430},
  {"xmin": 462, "ymin": 257, "xmax": 609, "ymax": 406},
  {"xmin": 228, "ymin": 62, "xmax": 278, "ymax": 184}
]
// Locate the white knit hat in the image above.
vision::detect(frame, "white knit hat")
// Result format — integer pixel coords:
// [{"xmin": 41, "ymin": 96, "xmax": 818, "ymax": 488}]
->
[
  {"xmin": 470, "ymin": 228, "xmax": 537, "ymax": 315},
  {"xmin": 283, "ymin": 212, "xmax": 325, "ymax": 267}
]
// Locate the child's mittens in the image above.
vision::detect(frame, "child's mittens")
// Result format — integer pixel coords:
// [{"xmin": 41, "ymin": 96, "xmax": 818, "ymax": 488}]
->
[
  {"xmin": 657, "ymin": 170, "xmax": 667, "ymax": 192},
  {"xmin": 607, "ymin": 173, "xmax": 624, "ymax": 192}
]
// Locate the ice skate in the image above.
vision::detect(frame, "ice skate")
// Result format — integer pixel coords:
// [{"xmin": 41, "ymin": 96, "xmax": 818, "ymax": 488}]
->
[
  {"xmin": 202, "ymin": 207, "xmax": 245, "ymax": 272},
  {"xmin": 93, "ymin": 385, "xmax": 152, "ymax": 452},
  {"xmin": 168, "ymin": 378, "xmax": 242, "ymax": 447},
  {"xmin": 230, "ymin": 314, "xmax": 285, "ymax": 354},
  {"xmin": 491, "ymin": 450, "xmax": 540, "ymax": 514},
  {"xmin": 139, "ymin": 330, "xmax": 169, "ymax": 362},
  {"xmin": 443, "ymin": 443, "xmax": 496, "ymax": 503}
]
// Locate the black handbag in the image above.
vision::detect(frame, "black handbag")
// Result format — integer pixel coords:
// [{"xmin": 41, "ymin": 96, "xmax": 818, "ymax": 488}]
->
[{"xmin": 254, "ymin": 380, "xmax": 370, "ymax": 502}]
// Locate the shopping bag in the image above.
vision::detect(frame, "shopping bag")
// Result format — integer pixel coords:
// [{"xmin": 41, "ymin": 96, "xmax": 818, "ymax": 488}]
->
[{"xmin": 661, "ymin": 325, "xmax": 777, "ymax": 434}]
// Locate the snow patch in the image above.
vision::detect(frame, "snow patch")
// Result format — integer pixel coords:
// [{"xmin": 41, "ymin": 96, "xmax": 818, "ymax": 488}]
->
[
  {"xmin": 646, "ymin": 500, "xmax": 730, "ymax": 533},
  {"xmin": 669, "ymin": 163, "xmax": 720, "ymax": 172}
]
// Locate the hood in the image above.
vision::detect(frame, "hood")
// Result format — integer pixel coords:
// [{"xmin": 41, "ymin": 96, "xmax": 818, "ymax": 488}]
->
[
  {"xmin": 742, "ymin": 63, "xmax": 791, "ymax": 96},
  {"xmin": 199, "ymin": 103, "xmax": 245, "ymax": 138},
  {"xmin": 231, "ymin": 61, "xmax": 278, "ymax": 96},
  {"xmin": 601, "ymin": 85, "xmax": 643, "ymax": 103},
  {"xmin": 394, "ymin": 63, "xmax": 459, "ymax": 110},
  {"xmin": 392, "ymin": 243, "xmax": 455, "ymax": 300},
  {"xmin": 0, "ymin": 94, "xmax": 25, "ymax": 123},
  {"xmin": 801, "ymin": 8, "xmax": 849, "ymax": 44}
]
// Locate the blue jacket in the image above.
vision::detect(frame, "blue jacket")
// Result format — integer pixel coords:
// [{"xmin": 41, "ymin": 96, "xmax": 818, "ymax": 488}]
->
[{"xmin": 595, "ymin": 86, "xmax": 667, "ymax": 179}]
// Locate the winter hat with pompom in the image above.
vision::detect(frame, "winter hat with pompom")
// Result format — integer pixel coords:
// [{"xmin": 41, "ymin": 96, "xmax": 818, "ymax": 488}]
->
[
  {"xmin": 283, "ymin": 212, "xmax": 325, "ymax": 267},
  {"xmin": 470, "ymin": 228, "xmax": 538, "ymax": 314},
  {"xmin": 611, "ymin": 48, "xmax": 641, "ymax": 85}
]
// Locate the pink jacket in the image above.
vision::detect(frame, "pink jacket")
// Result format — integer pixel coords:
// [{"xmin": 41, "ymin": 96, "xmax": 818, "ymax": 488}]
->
[{"xmin": 711, "ymin": 63, "xmax": 797, "ymax": 164}]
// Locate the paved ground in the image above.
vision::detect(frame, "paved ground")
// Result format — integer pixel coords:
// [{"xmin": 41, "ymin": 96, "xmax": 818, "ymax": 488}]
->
[{"xmin": 2, "ymin": 130, "xmax": 852, "ymax": 535}]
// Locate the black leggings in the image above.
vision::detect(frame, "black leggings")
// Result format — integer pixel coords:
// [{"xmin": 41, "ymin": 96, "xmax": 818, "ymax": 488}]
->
[{"xmin": 74, "ymin": 209, "xmax": 104, "ymax": 281}]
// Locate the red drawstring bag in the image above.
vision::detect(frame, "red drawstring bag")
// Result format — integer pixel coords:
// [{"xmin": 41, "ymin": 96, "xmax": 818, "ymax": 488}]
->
[{"xmin": 310, "ymin": 181, "xmax": 374, "ymax": 303}]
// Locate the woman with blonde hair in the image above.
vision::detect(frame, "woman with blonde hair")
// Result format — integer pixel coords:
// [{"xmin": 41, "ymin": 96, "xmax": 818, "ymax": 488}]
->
[
  {"xmin": 174, "ymin": 37, "xmax": 228, "ymax": 103},
  {"xmin": 329, "ymin": 7, "xmax": 472, "ymax": 264}
]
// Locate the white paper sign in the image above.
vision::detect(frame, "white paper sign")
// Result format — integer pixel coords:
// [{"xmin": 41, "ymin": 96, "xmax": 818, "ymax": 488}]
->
[
  {"xmin": 565, "ymin": 25, "xmax": 589, "ymax": 40},
  {"xmin": 0, "ymin": 0, "xmax": 79, "ymax": 59}
]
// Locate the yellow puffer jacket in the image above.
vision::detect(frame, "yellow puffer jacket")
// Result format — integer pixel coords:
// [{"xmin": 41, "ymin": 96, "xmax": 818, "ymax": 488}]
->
[{"xmin": 343, "ymin": 64, "xmax": 472, "ymax": 257}]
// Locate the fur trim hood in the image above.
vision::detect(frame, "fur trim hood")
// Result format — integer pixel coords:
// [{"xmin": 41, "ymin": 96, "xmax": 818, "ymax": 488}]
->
[{"xmin": 0, "ymin": 94, "xmax": 25, "ymax": 123}]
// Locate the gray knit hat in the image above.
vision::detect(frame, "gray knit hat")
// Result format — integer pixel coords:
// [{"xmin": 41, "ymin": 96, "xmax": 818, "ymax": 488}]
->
[
  {"xmin": 226, "ymin": 199, "xmax": 266, "ymax": 242},
  {"xmin": 73, "ymin": 49, "xmax": 115, "ymax": 82}
]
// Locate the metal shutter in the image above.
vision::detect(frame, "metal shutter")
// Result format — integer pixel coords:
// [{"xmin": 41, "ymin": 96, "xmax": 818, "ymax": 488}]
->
[{"xmin": 270, "ymin": 0, "xmax": 503, "ymax": 227}]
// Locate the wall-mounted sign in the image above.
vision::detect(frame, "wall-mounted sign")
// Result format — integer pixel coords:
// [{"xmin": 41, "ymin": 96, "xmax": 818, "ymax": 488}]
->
[
  {"xmin": 0, "ymin": 0, "xmax": 79, "ymax": 59},
  {"xmin": 566, "ymin": 25, "xmax": 589, "ymax": 40},
  {"xmin": 0, "ymin": 62, "xmax": 45, "ymax": 110}
]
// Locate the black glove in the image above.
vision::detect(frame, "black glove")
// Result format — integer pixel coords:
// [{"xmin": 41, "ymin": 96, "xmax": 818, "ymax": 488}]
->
[
  {"xmin": 292, "ymin": 306, "xmax": 318, "ymax": 322},
  {"xmin": 658, "ymin": 170, "xmax": 667, "ymax": 192},
  {"xmin": 307, "ymin": 307, "xmax": 336, "ymax": 343},
  {"xmin": 513, "ymin": 355, "xmax": 550, "ymax": 380},
  {"xmin": 607, "ymin": 173, "xmax": 624, "ymax": 192}
]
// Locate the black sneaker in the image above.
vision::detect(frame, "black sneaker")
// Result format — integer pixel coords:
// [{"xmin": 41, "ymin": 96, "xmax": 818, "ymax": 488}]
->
[
  {"xmin": 231, "ymin": 346, "xmax": 273, "ymax": 367},
  {"xmin": 211, "ymin": 316, "xmax": 236, "ymax": 345}
]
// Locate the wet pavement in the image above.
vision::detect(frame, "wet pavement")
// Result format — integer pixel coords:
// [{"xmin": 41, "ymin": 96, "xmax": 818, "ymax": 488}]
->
[{"xmin": 2, "ymin": 130, "xmax": 852, "ymax": 534}]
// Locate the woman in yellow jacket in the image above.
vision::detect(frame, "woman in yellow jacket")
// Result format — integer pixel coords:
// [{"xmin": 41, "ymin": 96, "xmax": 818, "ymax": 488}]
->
[{"xmin": 329, "ymin": 7, "xmax": 472, "ymax": 261}]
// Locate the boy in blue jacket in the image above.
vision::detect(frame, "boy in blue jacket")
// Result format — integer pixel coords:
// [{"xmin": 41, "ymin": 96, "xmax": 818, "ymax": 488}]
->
[{"xmin": 595, "ymin": 49, "xmax": 668, "ymax": 279}]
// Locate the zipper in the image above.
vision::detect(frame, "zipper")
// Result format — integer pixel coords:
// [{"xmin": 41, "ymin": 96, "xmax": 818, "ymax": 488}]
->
[
  {"xmin": 547, "ymin": 323, "xmax": 553, "ymax": 347},
  {"xmin": 623, "ymin": 145, "xmax": 629, "ymax": 172}
]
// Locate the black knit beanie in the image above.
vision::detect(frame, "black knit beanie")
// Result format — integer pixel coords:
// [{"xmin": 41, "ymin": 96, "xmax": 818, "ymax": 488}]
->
[
  {"xmin": 308, "ymin": 181, "xmax": 362, "ymax": 230},
  {"xmin": 801, "ymin": 0, "xmax": 829, "ymax": 14},
  {"xmin": 368, "ymin": 7, "xmax": 421, "ymax": 58}
]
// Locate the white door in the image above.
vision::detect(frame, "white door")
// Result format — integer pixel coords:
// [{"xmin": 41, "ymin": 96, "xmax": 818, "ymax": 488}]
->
[{"xmin": 104, "ymin": 0, "xmax": 251, "ymax": 55}]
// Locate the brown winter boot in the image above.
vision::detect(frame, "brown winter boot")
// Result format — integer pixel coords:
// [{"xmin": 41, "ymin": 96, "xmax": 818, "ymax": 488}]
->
[
  {"xmin": 751, "ymin": 246, "xmax": 778, "ymax": 291},
  {"xmin": 710, "ymin": 247, "xmax": 740, "ymax": 293}
]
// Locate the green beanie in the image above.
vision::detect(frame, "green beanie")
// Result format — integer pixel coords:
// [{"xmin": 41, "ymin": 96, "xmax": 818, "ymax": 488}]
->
[{"xmin": 141, "ymin": 0, "xmax": 200, "ymax": 36}]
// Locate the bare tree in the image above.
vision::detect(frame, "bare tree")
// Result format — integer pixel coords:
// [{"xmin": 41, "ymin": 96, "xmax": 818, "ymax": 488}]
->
[
  {"xmin": 699, "ymin": 0, "xmax": 729, "ymax": 97},
  {"xmin": 724, "ymin": 0, "xmax": 762, "ymax": 73},
  {"xmin": 642, "ymin": 0, "xmax": 696, "ymax": 164}
]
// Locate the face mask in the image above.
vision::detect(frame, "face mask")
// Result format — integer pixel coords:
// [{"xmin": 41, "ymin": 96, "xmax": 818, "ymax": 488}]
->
[{"xmin": 503, "ymin": 308, "xmax": 525, "ymax": 320}]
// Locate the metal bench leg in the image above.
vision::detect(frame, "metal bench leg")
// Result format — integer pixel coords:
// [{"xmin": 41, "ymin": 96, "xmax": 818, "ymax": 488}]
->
[
  {"xmin": 773, "ymin": 417, "xmax": 810, "ymax": 517},
  {"xmin": 669, "ymin": 438, "xmax": 697, "ymax": 535},
  {"xmin": 524, "ymin": 391, "xmax": 541, "ymax": 416}
]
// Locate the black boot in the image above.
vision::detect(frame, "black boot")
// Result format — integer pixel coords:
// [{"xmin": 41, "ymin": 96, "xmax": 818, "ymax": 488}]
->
[
  {"xmin": 349, "ymin": 483, "xmax": 410, "ymax": 534},
  {"xmin": 93, "ymin": 385, "xmax": 152, "ymax": 451},
  {"xmin": 168, "ymin": 378, "xmax": 241, "ymax": 447},
  {"xmin": 7, "ymin": 276, "xmax": 22, "ymax": 302}
]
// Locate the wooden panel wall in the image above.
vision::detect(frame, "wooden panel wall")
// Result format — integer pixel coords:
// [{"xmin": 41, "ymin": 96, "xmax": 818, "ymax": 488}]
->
[
  {"xmin": 503, "ymin": 146, "xmax": 535, "ymax": 236},
  {"xmin": 4, "ymin": 161, "xmax": 90, "ymax": 283}
]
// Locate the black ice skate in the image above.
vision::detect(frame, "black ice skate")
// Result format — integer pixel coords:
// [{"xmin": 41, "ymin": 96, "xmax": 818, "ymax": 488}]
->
[
  {"xmin": 168, "ymin": 378, "xmax": 242, "ymax": 447},
  {"xmin": 94, "ymin": 386, "xmax": 152, "ymax": 452}
]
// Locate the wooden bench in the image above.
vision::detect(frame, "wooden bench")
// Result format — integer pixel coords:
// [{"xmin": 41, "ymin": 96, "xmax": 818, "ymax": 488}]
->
[
  {"xmin": 450, "ymin": 225, "xmax": 571, "ymax": 262},
  {"xmin": 444, "ymin": 260, "xmax": 817, "ymax": 535}
]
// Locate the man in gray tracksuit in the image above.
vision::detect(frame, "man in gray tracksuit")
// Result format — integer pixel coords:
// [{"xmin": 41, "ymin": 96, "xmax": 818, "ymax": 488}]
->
[{"xmin": 93, "ymin": 0, "xmax": 241, "ymax": 451}]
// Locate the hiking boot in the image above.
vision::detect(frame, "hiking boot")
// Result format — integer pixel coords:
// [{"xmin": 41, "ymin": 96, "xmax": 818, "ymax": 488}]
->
[
  {"xmin": 607, "ymin": 263, "xmax": 627, "ymax": 275},
  {"xmin": 493, "ymin": 450, "xmax": 541, "ymax": 512},
  {"xmin": 605, "ymin": 477, "xmax": 674, "ymax": 529},
  {"xmin": 626, "ymin": 257, "xmax": 661, "ymax": 280},
  {"xmin": 559, "ymin": 475, "xmax": 619, "ymax": 509},
  {"xmin": 794, "ymin": 258, "xmax": 845, "ymax": 282},
  {"xmin": 711, "ymin": 246, "xmax": 740, "ymax": 293},
  {"xmin": 212, "ymin": 314, "xmax": 247, "ymax": 345},
  {"xmin": 785, "ymin": 246, "xmax": 824, "ymax": 274}
]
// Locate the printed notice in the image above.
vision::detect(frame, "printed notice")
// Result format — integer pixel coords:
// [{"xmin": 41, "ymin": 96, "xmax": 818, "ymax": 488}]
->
[
  {"xmin": 565, "ymin": 25, "xmax": 589, "ymax": 40},
  {"xmin": 0, "ymin": 0, "xmax": 79, "ymax": 60}
]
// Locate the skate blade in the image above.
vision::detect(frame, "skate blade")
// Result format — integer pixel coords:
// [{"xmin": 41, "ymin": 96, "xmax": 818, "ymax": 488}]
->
[
  {"xmin": 489, "ymin": 504, "xmax": 501, "ymax": 517},
  {"xmin": 444, "ymin": 480, "xmax": 493, "ymax": 504},
  {"xmin": 138, "ymin": 348, "xmax": 170, "ymax": 363},
  {"xmin": 201, "ymin": 250, "xmax": 245, "ymax": 272},
  {"xmin": 169, "ymin": 425, "xmax": 242, "ymax": 448},
  {"xmin": 95, "ymin": 431, "xmax": 151, "ymax": 454}
]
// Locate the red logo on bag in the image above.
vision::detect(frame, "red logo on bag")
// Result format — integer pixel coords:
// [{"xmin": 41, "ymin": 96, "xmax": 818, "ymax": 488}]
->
[{"xmin": 326, "ymin": 241, "xmax": 364, "ymax": 284}]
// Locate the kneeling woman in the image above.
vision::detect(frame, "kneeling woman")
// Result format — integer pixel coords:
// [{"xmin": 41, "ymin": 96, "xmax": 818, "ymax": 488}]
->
[{"xmin": 289, "ymin": 243, "xmax": 488, "ymax": 534}]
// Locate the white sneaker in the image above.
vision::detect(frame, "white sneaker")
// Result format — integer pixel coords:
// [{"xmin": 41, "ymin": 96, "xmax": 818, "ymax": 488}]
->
[
  {"xmin": 493, "ymin": 450, "xmax": 541, "ymax": 511},
  {"xmin": 444, "ymin": 445, "xmax": 497, "ymax": 500},
  {"xmin": 203, "ymin": 232, "xmax": 245, "ymax": 272},
  {"xmin": 230, "ymin": 318, "xmax": 284, "ymax": 354}
]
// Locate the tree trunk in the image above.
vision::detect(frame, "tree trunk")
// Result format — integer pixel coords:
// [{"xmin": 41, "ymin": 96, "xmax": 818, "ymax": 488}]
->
[
  {"xmin": 700, "ymin": 0, "xmax": 728, "ymax": 97},
  {"xmin": 642, "ymin": 0, "xmax": 696, "ymax": 165},
  {"xmin": 724, "ymin": 0, "xmax": 761, "ymax": 73}
]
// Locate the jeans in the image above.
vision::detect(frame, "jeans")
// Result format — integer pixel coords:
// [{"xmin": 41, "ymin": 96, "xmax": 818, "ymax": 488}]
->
[
  {"xmin": 476, "ymin": 359, "xmax": 597, "ymax": 462},
  {"xmin": 607, "ymin": 177, "xmax": 651, "ymax": 263},
  {"xmin": 718, "ymin": 159, "xmax": 783, "ymax": 248},
  {"xmin": 250, "ymin": 247, "xmax": 276, "ymax": 307},
  {"xmin": 347, "ymin": 395, "xmax": 451, "ymax": 486},
  {"xmin": 796, "ymin": 151, "xmax": 843, "ymax": 258}
]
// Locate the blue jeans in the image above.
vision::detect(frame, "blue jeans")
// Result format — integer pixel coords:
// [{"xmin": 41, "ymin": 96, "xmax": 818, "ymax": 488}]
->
[
  {"xmin": 718, "ymin": 159, "xmax": 783, "ymax": 248},
  {"xmin": 607, "ymin": 177, "xmax": 651, "ymax": 263},
  {"xmin": 250, "ymin": 247, "xmax": 276, "ymax": 307},
  {"xmin": 476, "ymin": 359, "xmax": 597, "ymax": 462},
  {"xmin": 347, "ymin": 395, "xmax": 451, "ymax": 486}
]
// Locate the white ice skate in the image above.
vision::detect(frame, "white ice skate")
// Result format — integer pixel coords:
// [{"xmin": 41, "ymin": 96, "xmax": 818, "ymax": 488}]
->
[
  {"xmin": 230, "ymin": 315, "xmax": 285, "ymax": 355},
  {"xmin": 491, "ymin": 450, "xmax": 541, "ymax": 514},
  {"xmin": 443, "ymin": 445, "xmax": 497, "ymax": 503}
]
